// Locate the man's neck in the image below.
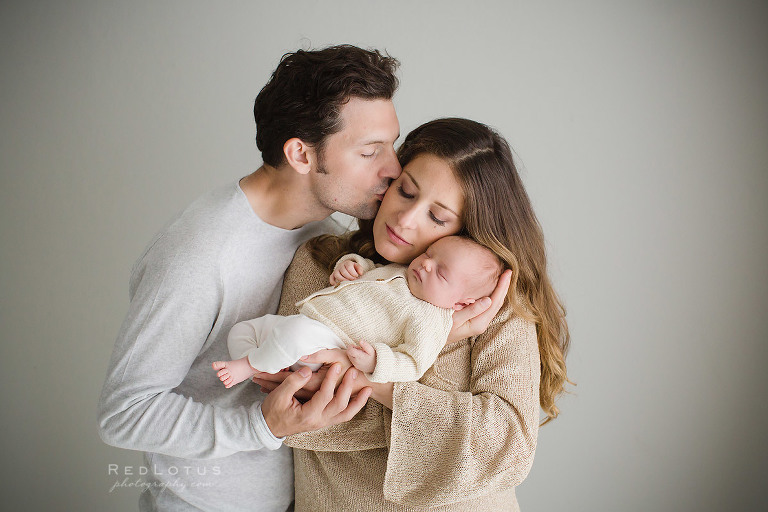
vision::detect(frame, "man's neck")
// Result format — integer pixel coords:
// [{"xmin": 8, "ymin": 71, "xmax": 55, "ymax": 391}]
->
[{"xmin": 239, "ymin": 165, "xmax": 332, "ymax": 230}]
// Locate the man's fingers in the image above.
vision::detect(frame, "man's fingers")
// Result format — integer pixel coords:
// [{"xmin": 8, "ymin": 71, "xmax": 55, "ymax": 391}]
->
[
  {"xmin": 253, "ymin": 369, "xmax": 290, "ymax": 381},
  {"xmin": 304, "ymin": 363, "xmax": 342, "ymax": 412},
  {"xmin": 326, "ymin": 366, "xmax": 355, "ymax": 414},
  {"xmin": 272, "ymin": 367, "xmax": 313, "ymax": 400}
]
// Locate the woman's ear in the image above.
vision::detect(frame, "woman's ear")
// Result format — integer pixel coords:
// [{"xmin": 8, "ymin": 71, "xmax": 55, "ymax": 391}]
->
[
  {"xmin": 283, "ymin": 138, "xmax": 315, "ymax": 175},
  {"xmin": 453, "ymin": 298, "xmax": 476, "ymax": 311}
]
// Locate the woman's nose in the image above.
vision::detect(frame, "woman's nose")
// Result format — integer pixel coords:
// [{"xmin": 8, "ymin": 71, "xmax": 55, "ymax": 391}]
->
[{"xmin": 396, "ymin": 206, "xmax": 418, "ymax": 229}]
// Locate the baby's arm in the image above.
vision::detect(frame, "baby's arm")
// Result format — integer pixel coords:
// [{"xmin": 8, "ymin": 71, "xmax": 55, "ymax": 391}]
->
[
  {"xmin": 329, "ymin": 254, "xmax": 377, "ymax": 285},
  {"xmin": 346, "ymin": 340, "xmax": 376, "ymax": 374}
]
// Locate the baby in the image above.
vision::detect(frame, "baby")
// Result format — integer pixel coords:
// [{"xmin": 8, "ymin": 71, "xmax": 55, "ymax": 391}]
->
[{"xmin": 212, "ymin": 235, "xmax": 503, "ymax": 386}]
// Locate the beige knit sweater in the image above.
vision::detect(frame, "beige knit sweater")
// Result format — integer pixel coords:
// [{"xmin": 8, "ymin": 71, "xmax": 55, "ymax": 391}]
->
[
  {"xmin": 279, "ymin": 244, "xmax": 541, "ymax": 511},
  {"xmin": 297, "ymin": 255, "xmax": 454, "ymax": 383}
]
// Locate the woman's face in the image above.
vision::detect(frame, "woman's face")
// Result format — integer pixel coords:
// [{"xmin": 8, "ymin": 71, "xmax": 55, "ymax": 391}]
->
[{"xmin": 373, "ymin": 153, "xmax": 465, "ymax": 264}]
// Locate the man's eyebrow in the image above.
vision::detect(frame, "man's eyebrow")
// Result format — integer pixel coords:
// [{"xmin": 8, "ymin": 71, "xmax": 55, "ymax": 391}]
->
[
  {"xmin": 404, "ymin": 171, "xmax": 460, "ymax": 217},
  {"xmin": 360, "ymin": 132, "xmax": 400, "ymax": 146}
]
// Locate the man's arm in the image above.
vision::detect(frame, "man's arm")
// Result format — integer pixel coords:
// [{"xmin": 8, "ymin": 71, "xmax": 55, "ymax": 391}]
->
[
  {"xmin": 97, "ymin": 241, "xmax": 369, "ymax": 459},
  {"xmin": 97, "ymin": 245, "xmax": 279, "ymax": 458}
]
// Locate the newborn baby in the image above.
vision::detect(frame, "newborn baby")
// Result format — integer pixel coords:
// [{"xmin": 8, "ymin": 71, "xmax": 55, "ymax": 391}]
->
[{"xmin": 213, "ymin": 235, "xmax": 503, "ymax": 385}]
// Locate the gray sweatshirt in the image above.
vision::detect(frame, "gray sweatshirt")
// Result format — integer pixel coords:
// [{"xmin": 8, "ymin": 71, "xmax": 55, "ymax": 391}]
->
[{"xmin": 98, "ymin": 181, "xmax": 343, "ymax": 511}]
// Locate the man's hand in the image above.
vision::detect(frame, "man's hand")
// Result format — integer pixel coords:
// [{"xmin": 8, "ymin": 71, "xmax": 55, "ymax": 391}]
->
[
  {"xmin": 447, "ymin": 269, "xmax": 512, "ymax": 344},
  {"xmin": 254, "ymin": 349, "xmax": 357, "ymax": 401},
  {"xmin": 330, "ymin": 260, "xmax": 365, "ymax": 286},
  {"xmin": 260, "ymin": 364, "xmax": 371, "ymax": 438}
]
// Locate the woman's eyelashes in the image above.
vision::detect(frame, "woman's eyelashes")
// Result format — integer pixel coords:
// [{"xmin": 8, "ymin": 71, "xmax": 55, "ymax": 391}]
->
[
  {"xmin": 397, "ymin": 185, "xmax": 414, "ymax": 199},
  {"xmin": 429, "ymin": 212, "xmax": 447, "ymax": 226},
  {"xmin": 398, "ymin": 185, "xmax": 448, "ymax": 226}
]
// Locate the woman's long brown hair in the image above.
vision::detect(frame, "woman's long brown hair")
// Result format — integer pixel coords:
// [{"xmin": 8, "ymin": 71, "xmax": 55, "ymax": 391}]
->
[{"xmin": 309, "ymin": 118, "xmax": 571, "ymax": 424}]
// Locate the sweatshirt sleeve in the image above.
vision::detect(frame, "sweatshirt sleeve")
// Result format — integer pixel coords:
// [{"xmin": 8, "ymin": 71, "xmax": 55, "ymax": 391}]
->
[
  {"xmin": 382, "ymin": 311, "xmax": 541, "ymax": 506},
  {"xmin": 97, "ymin": 235, "xmax": 277, "ymax": 459}
]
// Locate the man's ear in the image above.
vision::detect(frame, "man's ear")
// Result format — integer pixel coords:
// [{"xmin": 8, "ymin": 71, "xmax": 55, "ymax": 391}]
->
[
  {"xmin": 283, "ymin": 138, "xmax": 315, "ymax": 175},
  {"xmin": 453, "ymin": 298, "xmax": 476, "ymax": 311}
]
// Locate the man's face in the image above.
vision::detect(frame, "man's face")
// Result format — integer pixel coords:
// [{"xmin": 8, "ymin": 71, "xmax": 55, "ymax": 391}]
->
[{"xmin": 310, "ymin": 97, "xmax": 401, "ymax": 219}]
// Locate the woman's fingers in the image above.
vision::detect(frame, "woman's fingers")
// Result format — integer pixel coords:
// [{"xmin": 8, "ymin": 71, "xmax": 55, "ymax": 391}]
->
[{"xmin": 448, "ymin": 269, "xmax": 512, "ymax": 342}]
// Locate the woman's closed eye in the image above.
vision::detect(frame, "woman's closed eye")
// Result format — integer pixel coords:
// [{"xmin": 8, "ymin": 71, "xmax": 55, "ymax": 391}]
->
[
  {"xmin": 429, "ymin": 211, "xmax": 447, "ymax": 226},
  {"xmin": 397, "ymin": 185, "xmax": 414, "ymax": 199}
]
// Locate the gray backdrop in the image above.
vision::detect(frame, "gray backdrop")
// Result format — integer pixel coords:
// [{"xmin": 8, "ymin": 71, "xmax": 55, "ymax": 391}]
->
[{"xmin": 2, "ymin": 1, "xmax": 766, "ymax": 510}]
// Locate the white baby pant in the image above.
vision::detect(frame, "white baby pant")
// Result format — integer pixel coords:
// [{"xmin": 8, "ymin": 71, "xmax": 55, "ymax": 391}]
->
[{"xmin": 227, "ymin": 314, "xmax": 346, "ymax": 373}]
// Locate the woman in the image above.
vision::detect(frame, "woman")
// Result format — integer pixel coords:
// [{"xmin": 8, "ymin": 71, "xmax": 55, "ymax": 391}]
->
[{"xmin": 259, "ymin": 118, "xmax": 570, "ymax": 511}]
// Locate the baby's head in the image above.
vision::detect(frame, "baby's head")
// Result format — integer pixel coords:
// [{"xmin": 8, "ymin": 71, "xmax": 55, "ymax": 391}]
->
[{"xmin": 406, "ymin": 236, "xmax": 504, "ymax": 310}]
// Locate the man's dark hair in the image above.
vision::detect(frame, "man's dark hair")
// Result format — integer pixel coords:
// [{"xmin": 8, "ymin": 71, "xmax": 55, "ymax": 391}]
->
[{"xmin": 253, "ymin": 45, "xmax": 400, "ymax": 168}]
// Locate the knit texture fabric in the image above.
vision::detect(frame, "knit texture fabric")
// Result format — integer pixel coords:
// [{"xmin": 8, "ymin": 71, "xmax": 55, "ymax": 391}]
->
[
  {"xmin": 279, "ymin": 243, "xmax": 541, "ymax": 511},
  {"xmin": 297, "ymin": 257, "xmax": 454, "ymax": 383}
]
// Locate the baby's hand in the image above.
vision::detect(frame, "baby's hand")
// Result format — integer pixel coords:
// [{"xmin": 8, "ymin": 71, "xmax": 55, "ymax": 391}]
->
[
  {"xmin": 347, "ymin": 340, "xmax": 376, "ymax": 374},
  {"xmin": 330, "ymin": 260, "xmax": 365, "ymax": 286}
]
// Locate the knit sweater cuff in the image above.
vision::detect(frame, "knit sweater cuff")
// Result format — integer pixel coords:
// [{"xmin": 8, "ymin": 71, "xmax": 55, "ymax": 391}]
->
[
  {"xmin": 369, "ymin": 342, "xmax": 397, "ymax": 383},
  {"xmin": 252, "ymin": 403, "xmax": 285, "ymax": 450}
]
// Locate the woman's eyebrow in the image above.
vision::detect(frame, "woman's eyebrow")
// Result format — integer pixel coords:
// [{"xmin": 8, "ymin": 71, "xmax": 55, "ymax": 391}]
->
[
  {"xmin": 403, "ymin": 170, "xmax": 419, "ymax": 188},
  {"xmin": 435, "ymin": 202, "xmax": 459, "ymax": 217}
]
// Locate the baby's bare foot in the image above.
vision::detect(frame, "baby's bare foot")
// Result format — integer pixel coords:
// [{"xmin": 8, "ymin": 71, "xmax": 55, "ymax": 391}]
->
[{"xmin": 212, "ymin": 357, "xmax": 255, "ymax": 388}]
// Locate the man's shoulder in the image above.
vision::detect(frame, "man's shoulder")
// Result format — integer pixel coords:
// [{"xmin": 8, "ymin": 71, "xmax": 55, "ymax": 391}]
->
[{"xmin": 130, "ymin": 183, "xmax": 242, "ymax": 267}]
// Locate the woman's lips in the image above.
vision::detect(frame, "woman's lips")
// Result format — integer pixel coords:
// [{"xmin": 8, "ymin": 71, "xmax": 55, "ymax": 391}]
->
[{"xmin": 386, "ymin": 225, "xmax": 410, "ymax": 246}]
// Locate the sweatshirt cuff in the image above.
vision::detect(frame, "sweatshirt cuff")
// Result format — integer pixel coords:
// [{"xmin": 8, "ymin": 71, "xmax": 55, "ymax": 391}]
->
[{"xmin": 253, "ymin": 403, "xmax": 285, "ymax": 450}]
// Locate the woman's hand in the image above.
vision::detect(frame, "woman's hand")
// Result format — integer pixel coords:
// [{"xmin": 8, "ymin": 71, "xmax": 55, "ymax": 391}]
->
[{"xmin": 447, "ymin": 269, "xmax": 512, "ymax": 344}]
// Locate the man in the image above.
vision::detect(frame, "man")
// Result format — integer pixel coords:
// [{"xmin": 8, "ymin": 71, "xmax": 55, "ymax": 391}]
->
[{"xmin": 98, "ymin": 45, "xmax": 401, "ymax": 511}]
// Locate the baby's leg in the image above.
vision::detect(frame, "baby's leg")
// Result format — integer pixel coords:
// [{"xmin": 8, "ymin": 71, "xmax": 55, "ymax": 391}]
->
[{"xmin": 212, "ymin": 357, "xmax": 256, "ymax": 388}]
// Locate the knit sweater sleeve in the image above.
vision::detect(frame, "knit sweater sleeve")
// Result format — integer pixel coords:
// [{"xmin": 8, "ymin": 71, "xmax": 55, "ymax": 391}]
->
[
  {"xmin": 368, "ymin": 305, "xmax": 453, "ymax": 383},
  {"xmin": 382, "ymin": 308, "xmax": 541, "ymax": 506}
]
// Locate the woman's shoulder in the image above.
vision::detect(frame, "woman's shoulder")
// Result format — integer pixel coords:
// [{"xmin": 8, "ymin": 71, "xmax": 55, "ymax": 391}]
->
[
  {"xmin": 278, "ymin": 241, "xmax": 333, "ymax": 316},
  {"xmin": 475, "ymin": 297, "xmax": 538, "ymax": 355},
  {"xmin": 487, "ymin": 294, "xmax": 534, "ymax": 329}
]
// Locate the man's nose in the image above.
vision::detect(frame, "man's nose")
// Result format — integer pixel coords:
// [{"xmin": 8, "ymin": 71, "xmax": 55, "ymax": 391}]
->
[{"xmin": 379, "ymin": 149, "xmax": 401, "ymax": 180}]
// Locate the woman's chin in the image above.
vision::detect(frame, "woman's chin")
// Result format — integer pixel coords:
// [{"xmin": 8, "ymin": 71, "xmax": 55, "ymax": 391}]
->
[{"xmin": 374, "ymin": 238, "xmax": 410, "ymax": 265}]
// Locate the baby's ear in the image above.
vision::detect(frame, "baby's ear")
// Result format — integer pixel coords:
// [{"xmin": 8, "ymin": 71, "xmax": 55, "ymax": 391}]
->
[{"xmin": 453, "ymin": 298, "xmax": 476, "ymax": 311}]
